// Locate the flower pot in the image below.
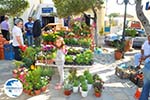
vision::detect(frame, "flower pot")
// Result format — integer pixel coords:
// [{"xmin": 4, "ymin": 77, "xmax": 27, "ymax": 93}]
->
[
  {"xmin": 73, "ymin": 86, "xmax": 78, "ymax": 93},
  {"xmin": 12, "ymin": 73, "xmax": 17, "ymax": 78},
  {"xmin": 114, "ymin": 50, "xmax": 122, "ymax": 60},
  {"xmin": 64, "ymin": 90, "xmax": 72, "ymax": 96},
  {"xmin": 23, "ymin": 89, "xmax": 31, "ymax": 94},
  {"xmin": 81, "ymin": 90, "xmax": 88, "ymax": 97},
  {"xmin": 34, "ymin": 90, "xmax": 41, "ymax": 95},
  {"xmin": 41, "ymin": 85, "xmax": 48, "ymax": 92},
  {"xmin": 88, "ymin": 84, "xmax": 92, "ymax": 90},
  {"xmin": 95, "ymin": 92, "xmax": 101, "ymax": 97},
  {"xmin": 47, "ymin": 59, "xmax": 54, "ymax": 64}
]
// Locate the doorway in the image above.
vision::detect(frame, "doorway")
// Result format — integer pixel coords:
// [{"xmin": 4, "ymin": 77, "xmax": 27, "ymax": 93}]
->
[{"xmin": 42, "ymin": 16, "xmax": 54, "ymax": 27}]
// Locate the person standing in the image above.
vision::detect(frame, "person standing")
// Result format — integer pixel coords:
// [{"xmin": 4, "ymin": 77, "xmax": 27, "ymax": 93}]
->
[
  {"xmin": 32, "ymin": 18, "xmax": 41, "ymax": 47},
  {"xmin": 54, "ymin": 36, "xmax": 67, "ymax": 90},
  {"xmin": 0, "ymin": 15, "xmax": 10, "ymax": 41},
  {"xmin": 12, "ymin": 19, "xmax": 24, "ymax": 61},
  {"xmin": 25, "ymin": 17, "xmax": 34, "ymax": 46}
]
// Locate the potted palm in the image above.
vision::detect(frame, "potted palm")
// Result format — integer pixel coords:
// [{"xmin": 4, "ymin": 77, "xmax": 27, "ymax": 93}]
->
[{"xmin": 73, "ymin": 80, "xmax": 80, "ymax": 93}]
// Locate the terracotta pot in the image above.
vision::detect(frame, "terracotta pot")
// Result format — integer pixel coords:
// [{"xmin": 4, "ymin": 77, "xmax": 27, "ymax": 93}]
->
[
  {"xmin": 124, "ymin": 40, "xmax": 130, "ymax": 52},
  {"xmin": 95, "ymin": 92, "xmax": 101, "ymax": 97},
  {"xmin": 114, "ymin": 50, "xmax": 122, "ymax": 60},
  {"xmin": 47, "ymin": 59, "xmax": 54, "ymax": 64},
  {"xmin": 23, "ymin": 89, "xmax": 31, "ymax": 94},
  {"xmin": 34, "ymin": 90, "xmax": 41, "ymax": 95},
  {"xmin": 41, "ymin": 85, "xmax": 48, "ymax": 92},
  {"xmin": 64, "ymin": 90, "xmax": 72, "ymax": 96},
  {"xmin": 48, "ymin": 42, "xmax": 53, "ymax": 45},
  {"xmin": 12, "ymin": 73, "xmax": 17, "ymax": 78}
]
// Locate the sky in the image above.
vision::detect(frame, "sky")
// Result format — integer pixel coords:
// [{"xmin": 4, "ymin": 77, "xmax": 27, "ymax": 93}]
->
[
  {"xmin": 43, "ymin": 0, "xmax": 150, "ymax": 17},
  {"xmin": 106, "ymin": 0, "xmax": 136, "ymax": 16}
]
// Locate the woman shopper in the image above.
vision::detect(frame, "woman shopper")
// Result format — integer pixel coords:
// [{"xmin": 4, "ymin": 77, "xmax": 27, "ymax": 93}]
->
[
  {"xmin": 54, "ymin": 36, "xmax": 67, "ymax": 90},
  {"xmin": 12, "ymin": 18, "xmax": 24, "ymax": 61}
]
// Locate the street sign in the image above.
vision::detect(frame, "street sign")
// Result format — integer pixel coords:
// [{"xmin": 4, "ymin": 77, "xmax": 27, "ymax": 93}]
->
[{"xmin": 42, "ymin": 7, "xmax": 53, "ymax": 13}]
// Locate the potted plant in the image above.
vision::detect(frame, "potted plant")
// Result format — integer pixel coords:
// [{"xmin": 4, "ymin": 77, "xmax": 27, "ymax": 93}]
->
[
  {"xmin": 23, "ymin": 82, "xmax": 33, "ymax": 95},
  {"xmin": 65, "ymin": 55, "xmax": 74, "ymax": 65},
  {"xmin": 81, "ymin": 82, "xmax": 88, "ymax": 97},
  {"xmin": 40, "ymin": 77, "xmax": 49, "ymax": 92},
  {"xmin": 63, "ymin": 82, "xmax": 72, "ymax": 96},
  {"xmin": 73, "ymin": 80, "xmax": 80, "ymax": 93},
  {"xmin": 87, "ymin": 75, "xmax": 93, "ymax": 90},
  {"xmin": 113, "ymin": 41, "xmax": 124, "ymax": 60},
  {"xmin": 94, "ymin": 87, "xmax": 101, "ymax": 97},
  {"xmin": 41, "ymin": 67, "xmax": 54, "ymax": 81},
  {"xmin": 93, "ymin": 81, "xmax": 104, "ymax": 97},
  {"xmin": 34, "ymin": 82, "xmax": 42, "ymax": 95}
]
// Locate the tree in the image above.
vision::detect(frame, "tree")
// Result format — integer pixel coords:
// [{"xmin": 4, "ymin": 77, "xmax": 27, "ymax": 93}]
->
[
  {"xmin": 52, "ymin": 0, "xmax": 104, "ymax": 46},
  {"xmin": 135, "ymin": 0, "xmax": 150, "ymax": 35},
  {"xmin": 108, "ymin": 13, "xmax": 120, "ymax": 18},
  {"xmin": 0, "ymin": 0, "xmax": 29, "ymax": 17}
]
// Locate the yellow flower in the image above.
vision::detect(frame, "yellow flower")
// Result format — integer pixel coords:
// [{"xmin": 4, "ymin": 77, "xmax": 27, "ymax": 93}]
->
[
  {"xmin": 43, "ymin": 33, "xmax": 48, "ymax": 36},
  {"xmin": 30, "ymin": 65, "xmax": 35, "ymax": 70}
]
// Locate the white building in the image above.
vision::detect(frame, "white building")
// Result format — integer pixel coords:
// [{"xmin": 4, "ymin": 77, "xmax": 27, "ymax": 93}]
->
[{"xmin": 20, "ymin": 0, "xmax": 64, "ymax": 27}]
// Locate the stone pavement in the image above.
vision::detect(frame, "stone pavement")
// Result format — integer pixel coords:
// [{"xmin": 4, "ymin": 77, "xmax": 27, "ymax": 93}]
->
[{"xmin": 0, "ymin": 48, "xmax": 141, "ymax": 100}]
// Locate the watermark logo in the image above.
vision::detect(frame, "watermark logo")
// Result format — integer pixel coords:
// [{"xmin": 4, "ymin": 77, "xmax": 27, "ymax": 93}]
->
[{"xmin": 4, "ymin": 78, "xmax": 23, "ymax": 98}]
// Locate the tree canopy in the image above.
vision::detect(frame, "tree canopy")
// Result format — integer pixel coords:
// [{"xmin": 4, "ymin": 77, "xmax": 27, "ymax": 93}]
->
[
  {"xmin": 0, "ymin": 0, "xmax": 29, "ymax": 16},
  {"xmin": 52, "ymin": 0, "xmax": 104, "ymax": 18}
]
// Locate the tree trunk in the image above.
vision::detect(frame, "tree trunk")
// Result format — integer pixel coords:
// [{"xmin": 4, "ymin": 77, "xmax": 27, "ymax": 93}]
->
[
  {"xmin": 136, "ymin": 0, "xmax": 150, "ymax": 35},
  {"xmin": 92, "ymin": 8, "xmax": 98, "ymax": 47}
]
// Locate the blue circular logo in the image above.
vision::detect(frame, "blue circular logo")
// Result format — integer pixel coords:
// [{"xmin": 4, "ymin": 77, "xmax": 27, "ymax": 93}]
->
[{"xmin": 4, "ymin": 78, "xmax": 23, "ymax": 98}]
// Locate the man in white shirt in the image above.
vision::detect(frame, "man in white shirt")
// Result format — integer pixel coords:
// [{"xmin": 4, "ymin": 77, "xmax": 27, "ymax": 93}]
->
[
  {"xmin": 134, "ymin": 35, "xmax": 150, "ymax": 68},
  {"xmin": 12, "ymin": 18, "xmax": 24, "ymax": 61}
]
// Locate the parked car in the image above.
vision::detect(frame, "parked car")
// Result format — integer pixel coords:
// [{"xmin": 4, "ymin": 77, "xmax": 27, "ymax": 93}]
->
[
  {"xmin": 104, "ymin": 33, "xmax": 121, "ymax": 46},
  {"xmin": 132, "ymin": 36, "xmax": 147, "ymax": 48},
  {"xmin": 104, "ymin": 30, "xmax": 147, "ymax": 48}
]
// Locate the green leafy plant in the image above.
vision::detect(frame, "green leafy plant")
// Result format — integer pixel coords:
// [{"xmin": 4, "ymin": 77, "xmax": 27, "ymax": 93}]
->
[
  {"xmin": 93, "ymin": 82, "xmax": 103, "ymax": 93},
  {"xmin": 125, "ymin": 28, "xmax": 137, "ymax": 37},
  {"xmin": 65, "ymin": 55, "xmax": 74, "ymax": 63},
  {"xmin": 41, "ymin": 67, "xmax": 54, "ymax": 78},
  {"xmin": 64, "ymin": 80, "xmax": 72, "ymax": 90},
  {"xmin": 113, "ymin": 41, "xmax": 125, "ymax": 51},
  {"xmin": 23, "ymin": 82, "xmax": 33, "ymax": 90},
  {"xmin": 73, "ymin": 80, "xmax": 80, "ymax": 87},
  {"xmin": 81, "ymin": 82, "xmax": 88, "ymax": 91},
  {"xmin": 40, "ymin": 77, "xmax": 49, "ymax": 87},
  {"xmin": 78, "ymin": 75, "xmax": 85, "ymax": 82},
  {"xmin": 87, "ymin": 75, "xmax": 94, "ymax": 84}
]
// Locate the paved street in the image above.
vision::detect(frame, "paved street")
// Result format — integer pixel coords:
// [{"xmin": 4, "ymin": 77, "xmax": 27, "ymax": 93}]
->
[{"xmin": 0, "ymin": 47, "xmax": 140, "ymax": 100}]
